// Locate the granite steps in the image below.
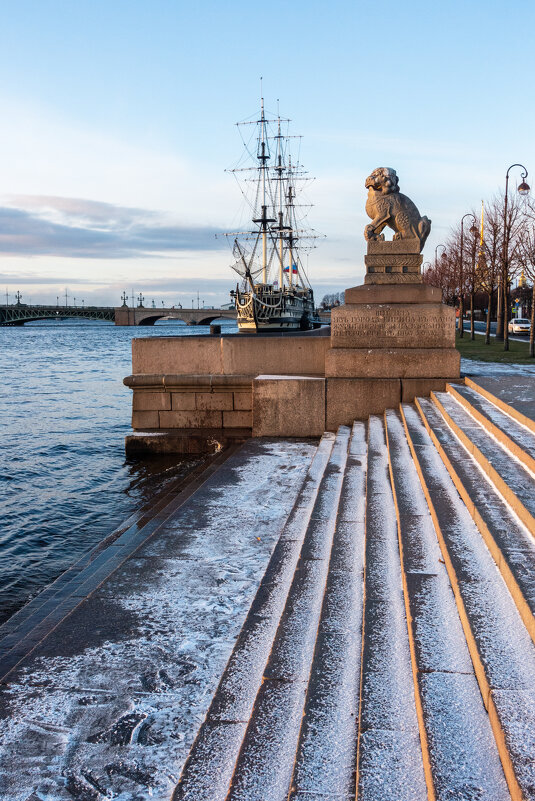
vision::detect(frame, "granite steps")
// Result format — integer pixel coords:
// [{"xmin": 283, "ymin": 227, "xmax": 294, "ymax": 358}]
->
[
  {"xmin": 172, "ymin": 378, "xmax": 535, "ymax": 801},
  {"xmin": 0, "ymin": 379, "xmax": 534, "ymax": 799}
]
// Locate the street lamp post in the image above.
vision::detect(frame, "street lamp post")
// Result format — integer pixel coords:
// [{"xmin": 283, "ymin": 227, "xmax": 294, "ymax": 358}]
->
[
  {"xmin": 435, "ymin": 244, "xmax": 446, "ymax": 270},
  {"xmin": 433, "ymin": 245, "xmax": 447, "ymax": 297},
  {"xmin": 459, "ymin": 214, "xmax": 478, "ymax": 338},
  {"xmin": 499, "ymin": 164, "xmax": 530, "ymax": 350}
]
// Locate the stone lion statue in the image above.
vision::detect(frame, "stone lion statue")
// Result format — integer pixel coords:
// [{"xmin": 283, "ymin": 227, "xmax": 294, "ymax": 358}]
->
[{"xmin": 364, "ymin": 167, "xmax": 431, "ymax": 251}]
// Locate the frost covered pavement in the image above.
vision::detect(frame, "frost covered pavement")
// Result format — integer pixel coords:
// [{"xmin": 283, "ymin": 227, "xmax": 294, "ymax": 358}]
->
[
  {"xmin": 1, "ymin": 372, "xmax": 535, "ymax": 801},
  {"xmin": 0, "ymin": 439, "xmax": 317, "ymax": 800}
]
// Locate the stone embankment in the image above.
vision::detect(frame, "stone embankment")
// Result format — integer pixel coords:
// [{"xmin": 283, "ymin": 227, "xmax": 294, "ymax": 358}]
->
[
  {"xmin": 0, "ymin": 375, "xmax": 534, "ymax": 800},
  {"xmin": 123, "ymin": 283, "xmax": 461, "ymax": 454}
]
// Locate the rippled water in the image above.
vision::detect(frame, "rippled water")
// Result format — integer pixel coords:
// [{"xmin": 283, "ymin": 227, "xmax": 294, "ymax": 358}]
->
[{"xmin": 0, "ymin": 318, "xmax": 238, "ymax": 625}]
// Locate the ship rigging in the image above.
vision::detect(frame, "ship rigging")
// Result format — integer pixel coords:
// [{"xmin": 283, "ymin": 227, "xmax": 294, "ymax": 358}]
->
[{"xmin": 227, "ymin": 98, "xmax": 322, "ymax": 332}]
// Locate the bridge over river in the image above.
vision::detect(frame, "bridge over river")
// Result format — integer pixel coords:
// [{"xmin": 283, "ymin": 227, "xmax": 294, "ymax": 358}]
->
[{"xmin": 0, "ymin": 304, "xmax": 237, "ymax": 327}]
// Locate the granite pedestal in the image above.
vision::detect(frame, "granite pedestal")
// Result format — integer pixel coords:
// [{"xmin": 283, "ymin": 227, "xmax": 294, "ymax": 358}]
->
[{"xmin": 325, "ymin": 268, "xmax": 460, "ymax": 428}]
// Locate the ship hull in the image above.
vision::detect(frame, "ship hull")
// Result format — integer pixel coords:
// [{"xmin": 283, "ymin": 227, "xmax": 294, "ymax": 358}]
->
[
  {"xmin": 235, "ymin": 286, "xmax": 320, "ymax": 333},
  {"xmin": 237, "ymin": 316, "xmax": 307, "ymax": 332}
]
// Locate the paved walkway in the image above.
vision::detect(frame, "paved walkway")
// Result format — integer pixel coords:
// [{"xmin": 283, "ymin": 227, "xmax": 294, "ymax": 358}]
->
[
  {"xmin": 461, "ymin": 356, "xmax": 535, "ymax": 378},
  {"xmin": 0, "ymin": 440, "xmax": 317, "ymax": 800},
  {"xmin": 0, "ymin": 369, "xmax": 534, "ymax": 800}
]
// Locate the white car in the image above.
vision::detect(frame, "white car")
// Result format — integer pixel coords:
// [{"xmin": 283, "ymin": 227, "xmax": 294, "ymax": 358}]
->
[{"xmin": 508, "ymin": 317, "xmax": 531, "ymax": 334}]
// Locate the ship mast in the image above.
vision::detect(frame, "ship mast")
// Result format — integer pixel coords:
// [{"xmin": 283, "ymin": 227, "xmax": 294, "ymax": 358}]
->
[
  {"xmin": 274, "ymin": 115, "xmax": 288, "ymax": 290},
  {"xmin": 226, "ymin": 99, "xmax": 321, "ymax": 295},
  {"xmin": 252, "ymin": 96, "xmax": 274, "ymax": 285},
  {"xmin": 287, "ymin": 157, "xmax": 297, "ymax": 289}
]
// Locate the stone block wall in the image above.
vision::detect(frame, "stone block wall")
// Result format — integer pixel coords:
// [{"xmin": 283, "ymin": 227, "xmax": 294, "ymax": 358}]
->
[
  {"xmin": 125, "ymin": 374, "xmax": 253, "ymax": 433},
  {"xmin": 124, "ymin": 295, "xmax": 460, "ymax": 449},
  {"xmin": 125, "ymin": 335, "xmax": 330, "ymax": 450},
  {"xmin": 253, "ymin": 376, "xmax": 326, "ymax": 437}
]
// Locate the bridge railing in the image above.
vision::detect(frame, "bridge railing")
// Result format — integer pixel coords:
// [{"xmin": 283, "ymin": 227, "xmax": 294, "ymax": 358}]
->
[{"xmin": 0, "ymin": 305, "xmax": 117, "ymax": 325}]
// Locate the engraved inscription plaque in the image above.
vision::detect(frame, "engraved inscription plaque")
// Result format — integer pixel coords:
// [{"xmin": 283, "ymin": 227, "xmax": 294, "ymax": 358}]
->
[
  {"xmin": 331, "ymin": 304, "xmax": 455, "ymax": 349},
  {"xmin": 364, "ymin": 254, "xmax": 422, "ymax": 268}
]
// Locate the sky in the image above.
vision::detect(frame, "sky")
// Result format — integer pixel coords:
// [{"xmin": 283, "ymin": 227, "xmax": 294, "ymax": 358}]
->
[{"xmin": 1, "ymin": 0, "xmax": 534, "ymax": 308}]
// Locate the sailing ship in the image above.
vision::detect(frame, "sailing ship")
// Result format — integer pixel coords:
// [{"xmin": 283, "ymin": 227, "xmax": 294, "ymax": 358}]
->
[{"xmin": 227, "ymin": 99, "xmax": 322, "ymax": 332}]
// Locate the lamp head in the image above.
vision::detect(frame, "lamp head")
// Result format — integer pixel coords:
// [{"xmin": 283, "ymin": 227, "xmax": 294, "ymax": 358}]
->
[{"xmin": 518, "ymin": 181, "xmax": 530, "ymax": 195}]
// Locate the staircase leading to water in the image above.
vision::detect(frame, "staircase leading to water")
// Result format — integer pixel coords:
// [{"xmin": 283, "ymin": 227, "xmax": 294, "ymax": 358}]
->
[
  {"xmin": 1, "ymin": 377, "xmax": 534, "ymax": 800},
  {"xmin": 174, "ymin": 378, "xmax": 535, "ymax": 801}
]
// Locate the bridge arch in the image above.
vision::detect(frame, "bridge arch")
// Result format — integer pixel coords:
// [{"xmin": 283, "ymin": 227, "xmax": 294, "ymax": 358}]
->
[
  {"xmin": 153, "ymin": 316, "xmax": 192, "ymax": 325},
  {"xmin": 195, "ymin": 315, "xmax": 231, "ymax": 326},
  {"xmin": 137, "ymin": 314, "xmax": 168, "ymax": 326}
]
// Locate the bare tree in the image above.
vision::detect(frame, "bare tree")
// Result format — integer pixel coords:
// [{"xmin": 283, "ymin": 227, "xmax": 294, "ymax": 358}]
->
[
  {"xmin": 445, "ymin": 226, "xmax": 467, "ymax": 335},
  {"xmin": 422, "ymin": 182, "xmax": 533, "ymax": 353},
  {"xmin": 515, "ymin": 202, "xmax": 535, "ymax": 357},
  {"xmin": 423, "ymin": 248, "xmax": 458, "ymax": 305},
  {"xmin": 479, "ymin": 197, "xmax": 502, "ymax": 344},
  {"xmin": 466, "ymin": 210, "xmax": 482, "ymax": 340}
]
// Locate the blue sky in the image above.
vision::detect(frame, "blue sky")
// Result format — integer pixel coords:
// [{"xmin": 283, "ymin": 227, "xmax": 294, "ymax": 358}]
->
[{"xmin": 1, "ymin": 0, "xmax": 534, "ymax": 306}]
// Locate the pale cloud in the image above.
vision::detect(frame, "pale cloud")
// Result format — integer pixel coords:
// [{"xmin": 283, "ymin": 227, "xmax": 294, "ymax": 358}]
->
[
  {"xmin": 0, "ymin": 97, "xmax": 235, "ymax": 223},
  {"xmin": 0, "ymin": 195, "xmax": 227, "ymax": 258},
  {"xmin": 0, "ymin": 271, "xmax": 101, "ymax": 286}
]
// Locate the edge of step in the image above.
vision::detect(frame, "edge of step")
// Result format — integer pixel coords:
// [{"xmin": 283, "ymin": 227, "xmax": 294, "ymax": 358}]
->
[
  {"xmin": 465, "ymin": 376, "xmax": 535, "ymax": 435},
  {"xmin": 430, "ymin": 390, "xmax": 535, "ymax": 539},
  {"xmin": 446, "ymin": 382, "xmax": 535, "ymax": 475},
  {"xmin": 385, "ymin": 407, "xmax": 510, "ymax": 801},
  {"xmin": 173, "ymin": 430, "xmax": 340, "ymax": 801},
  {"xmin": 356, "ymin": 415, "xmax": 428, "ymax": 801},
  {"xmin": 414, "ymin": 396, "xmax": 535, "ymax": 646},
  {"xmin": 400, "ymin": 403, "xmax": 535, "ymax": 801},
  {"xmin": 225, "ymin": 426, "xmax": 351, "ymax": 801}
]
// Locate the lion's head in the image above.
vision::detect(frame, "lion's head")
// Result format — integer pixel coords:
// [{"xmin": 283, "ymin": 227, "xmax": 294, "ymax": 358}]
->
[{"xmin": 365, "ymin": 167, "xmax": 399, "ymax": 195}]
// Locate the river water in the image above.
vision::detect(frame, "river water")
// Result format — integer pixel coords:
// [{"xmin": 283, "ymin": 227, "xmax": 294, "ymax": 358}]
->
[{"xmin": 0, "ymin": 318, "xmax": 238, "ymax": 625}]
